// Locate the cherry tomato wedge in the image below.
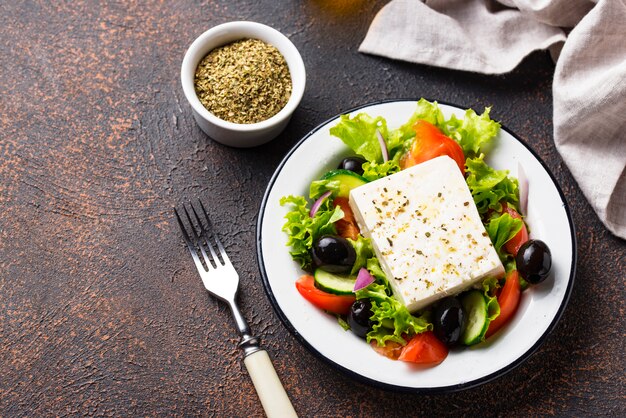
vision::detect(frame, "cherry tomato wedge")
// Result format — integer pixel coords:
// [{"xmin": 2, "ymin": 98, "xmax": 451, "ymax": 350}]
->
[
  {"xmin": 370, "ymin": 340, "xmax": 405, "ymax": 360},
  {"xmin": 485, "ymin": 270, "xmax": 521, "ymax": 338},
  {"xmin": 333, "ymin": 197, "xmax": 360, "ymax": 241},
  {"xmin": 400, "ymin": 120, "xmax": 465, "ymax": 175},
  {"xmin": 295, "ymin": 275, "xmax": 355, "ymax": 315},
  {"xmin": 502, "ymin": 203, "xmax": 529, "ymax": 256},
  {"xmin": 398, "ymin": 331, "xmax": 449, "ymax": 366}
]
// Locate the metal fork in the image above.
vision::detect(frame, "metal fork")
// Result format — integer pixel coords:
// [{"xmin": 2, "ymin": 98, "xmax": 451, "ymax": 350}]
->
[{"xmin": 175, "ymin": 201, "xmax": 297, "ymax": 418}]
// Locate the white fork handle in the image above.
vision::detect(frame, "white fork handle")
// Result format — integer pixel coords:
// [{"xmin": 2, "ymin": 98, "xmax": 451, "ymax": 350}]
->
[{"xmin": 243, "ymin": 350, "xmax": 298, "ymax": 418}]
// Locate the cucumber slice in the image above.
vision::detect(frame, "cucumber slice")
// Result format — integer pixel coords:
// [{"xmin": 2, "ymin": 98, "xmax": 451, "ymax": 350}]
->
[
  {"xmin": 314, "ymin": 268, "xmax": 356, "ymax": 295},
  {"xmin": 321, "ymin": 170, "xmax": 368, "ymax": 198},
  {"xmin": 460, "ymin": 290, "xmax": 489, "ymax": 345}
]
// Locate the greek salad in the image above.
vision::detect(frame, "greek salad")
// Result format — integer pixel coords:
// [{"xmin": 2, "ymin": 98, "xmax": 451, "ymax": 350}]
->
[{"xmin": 280, "ymin": 99, "xmax": 552, "ymax": 366}]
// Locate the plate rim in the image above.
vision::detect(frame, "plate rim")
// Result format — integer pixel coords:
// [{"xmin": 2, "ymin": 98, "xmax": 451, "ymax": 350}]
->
[{"xmin": 255, "ymin": 98, "xmax": 577, "ymax": 393}]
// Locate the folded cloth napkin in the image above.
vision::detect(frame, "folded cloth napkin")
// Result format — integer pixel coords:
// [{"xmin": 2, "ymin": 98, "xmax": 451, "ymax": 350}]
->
[{"xmin": 360, "ymin": 0, "xmax": 626, "ymax": 239}]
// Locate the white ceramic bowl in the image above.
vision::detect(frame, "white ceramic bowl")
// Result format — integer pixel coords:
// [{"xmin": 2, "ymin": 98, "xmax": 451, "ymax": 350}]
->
[{"xmin": 181, "ymin": 21, "xmax": 306, "ymax": 148}]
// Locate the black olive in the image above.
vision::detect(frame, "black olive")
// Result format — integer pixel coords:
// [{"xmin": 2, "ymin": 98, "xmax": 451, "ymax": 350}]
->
[
  {"xmin": 338, "ymin": 156, "xmax": 366, "ymax": 175},
  {"xmin": 348, "ymin": 299, "xmax": 373, "ymax": 338},
  {"xmin": 516, "ymin": 239, "xmax": 552, "ymax": 284},
  {"xmin": 311, "ymin": 235, "xmax": 356, "ymax": 273},
  {"xmin": 433, "ymin": 297, "xmax": 465, "ymax": 346}
]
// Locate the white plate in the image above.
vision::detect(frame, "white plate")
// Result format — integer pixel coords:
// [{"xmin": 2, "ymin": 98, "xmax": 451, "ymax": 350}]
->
[{"xmin": 256, "ymin": 100, "xmax": 576, "ymax": 392}]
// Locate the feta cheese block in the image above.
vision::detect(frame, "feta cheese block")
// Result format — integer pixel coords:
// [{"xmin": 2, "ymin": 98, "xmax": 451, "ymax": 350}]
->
[{"xmin": 349, "ymin": 155, "xmax": 504, "ymax": 312}]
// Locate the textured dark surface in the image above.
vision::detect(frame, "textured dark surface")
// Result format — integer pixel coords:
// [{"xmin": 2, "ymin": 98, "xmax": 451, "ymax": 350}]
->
[{"xmin": 0, "ymin": 1, "xmax": 624, "ymax": 416}]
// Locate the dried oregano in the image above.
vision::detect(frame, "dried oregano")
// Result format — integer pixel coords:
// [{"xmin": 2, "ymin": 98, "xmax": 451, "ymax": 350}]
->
[{"xmin": 194, "ymin": 38, "xmax": 292, "ymax": 124}]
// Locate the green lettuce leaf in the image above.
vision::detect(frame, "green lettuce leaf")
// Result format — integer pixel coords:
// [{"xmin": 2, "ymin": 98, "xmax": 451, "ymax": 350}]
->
[
  {"xmin": 485, "ymin": 212, "xmax": 523, "ymax": 269},
  {"xmin": 309, "ymin": 179, "xmax": 341, "ymax": 199},
  {"xmin": 466, "ymin": 156, "xmax": 520, "ymax": 215},
  {"xmin": 348, "ymin": 236, "xmax": 374, "ymax": 275},
  {"xmin": 361, "ymin": 160, "xmax": 400, "ymax": 182},
  {"xmin": 365, "ymin": 257, "xmax": 391, "ymax": 292},
  {"xmin": 444, "ymin": 107, "xmax": 501, "ymax": 158},
  {"xmin": 355, "ymin": 258, "xmax": 432, "ymax": 346},
  {"xmin": 329, "ymin": 113, "xmax": 389, "ymax": 163},
  {"xmin": 482, "ymin": 277, "xmax": 501, "ymax": 323},
  {"xmin": 330, "ymin": 99, "xmax": 501, "ymax": 166},
  {"xmin": 280, "ymin": 195, "xmax": 344, "ymax": 271}
]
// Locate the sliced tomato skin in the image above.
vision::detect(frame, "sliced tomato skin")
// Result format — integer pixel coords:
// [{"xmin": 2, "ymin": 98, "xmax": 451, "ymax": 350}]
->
[
  {"xmin": 295, "ymin": 275, "xmax": 355, "ymax": 315},
  {"xmin": 333, "ymin": 197, "xmax": 360, "ymax": 241},
  {"xmin": 485, "ymin": 270, "xmax": 521, "ymax": 338},
  {"xmin": 400, "ymin": 120, "xmax": 465, "ymax": 175},
  {"xmin": 502, "ymin": 203, "xmax": 529, "ymax": 256},
  {"xmin": 398, "ymin": 331, "xmax": 449, "ymax": 366},
  {"xmin": 370, "ymin": 340, "xmax": 404, "ymax": 360}
]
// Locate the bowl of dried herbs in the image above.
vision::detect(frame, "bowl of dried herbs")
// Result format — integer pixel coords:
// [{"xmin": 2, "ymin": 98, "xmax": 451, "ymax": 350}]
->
[{"xmin": 181, "ymin": 21, "xmax": 306, "ymax": 147}]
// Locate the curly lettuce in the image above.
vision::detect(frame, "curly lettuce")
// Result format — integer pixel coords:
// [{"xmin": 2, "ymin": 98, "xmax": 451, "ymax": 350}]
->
[
  {"xmin": 309, "ymin": 179, "xmax": 341, "ymax": 200},
  {"xmin": 329, "ymin": 99, "xmax": 501, "ymax": 167},
  {"xmin": 466, "ymin": 156, "xmax": 520, "ymax": 216},
  {"xmin": 329, "ymin": 99, "xmax": 448, "ymax": 164},
  {"xmin": 348, "ymin": 235, "xmax": 373, "ymax": 275},
  {"xmin": 355, "ymin": 258, "xmax": 432, "ymax": 346},
  {"xmin": 329, "ymin": 113, "xmax": 389, "ymax": 163},
  {"xmin": 280, "ymin": 195, "xmax": 344, "ymax": 271},
  {"xmin": 361, "ymin": 160, "xmax": 400, "ymax": 181},
  {"xmin": 443, "ymin": 107, "xmax": 501, "ymax": 158},
  {"xmin": 485, "ymin": 212, "xmax": 523, "ymax": 272},
  {"xmin": 482, "ymin": 277, "xmax": 501, "ymax": 323},
  {"xmin": 486, "ymin": 213, "xmax": 523, "ymax": 253}
]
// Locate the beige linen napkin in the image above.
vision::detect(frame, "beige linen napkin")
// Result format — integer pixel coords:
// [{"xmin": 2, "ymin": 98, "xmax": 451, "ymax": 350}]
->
[{"xmin": 360, "ymin": 0, "xmax": 626, "ymax": 239}]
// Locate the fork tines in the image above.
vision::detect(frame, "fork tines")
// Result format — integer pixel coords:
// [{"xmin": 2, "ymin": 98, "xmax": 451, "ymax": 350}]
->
[{"xmin": 174, "ymin": 200, "xmax": 228, "ymax": 271}]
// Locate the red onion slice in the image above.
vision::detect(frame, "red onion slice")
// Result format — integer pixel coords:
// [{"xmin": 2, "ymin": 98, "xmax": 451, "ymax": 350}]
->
[
  {"xmin": 309, "ymin": 191, "xmax": 332, "ymax": 218},
  {"xmin": 518, "ymin": 162, "xmax": 529, "ymax": 216},
  {"xmin": 376, "ymin": 129, "xmax": 389, "ymax": 162},
  {"xmin": 353, "ymin": 267, "xmax": 374, "ymax": 291}
]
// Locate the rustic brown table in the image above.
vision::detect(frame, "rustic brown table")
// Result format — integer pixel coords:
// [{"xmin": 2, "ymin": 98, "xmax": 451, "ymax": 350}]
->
[{"xmin": 1, "ymin": 1, "xmax": 624, "ymax": 416}]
